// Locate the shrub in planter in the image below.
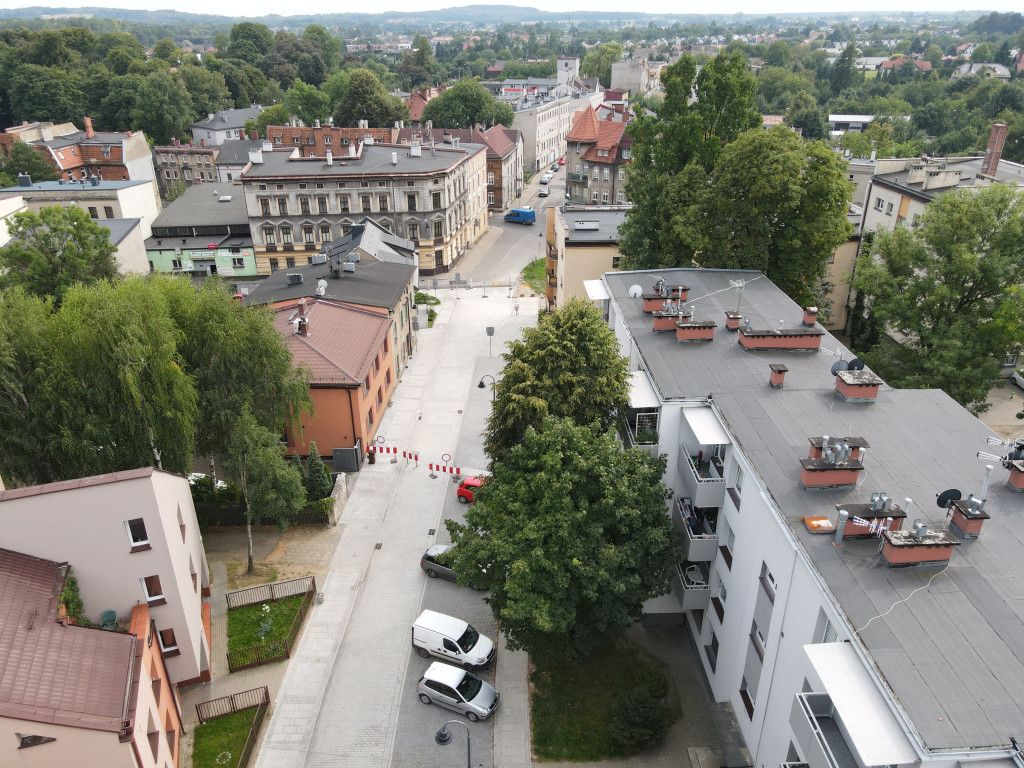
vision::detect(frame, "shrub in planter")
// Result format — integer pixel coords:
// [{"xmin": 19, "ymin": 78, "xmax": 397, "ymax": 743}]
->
[{"xmin": 611, "ymin": 686, "xmax": 668, "ymax": 753}]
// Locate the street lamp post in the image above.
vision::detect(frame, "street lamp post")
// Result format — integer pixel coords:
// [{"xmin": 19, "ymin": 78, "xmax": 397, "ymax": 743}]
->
[
  {"xmin": 434, "ymin": 720, "xmax": 471, "ymax": 768},
  {"xmin": 478, "ymin": 374, "xmax": 496, "ymax": 401}
]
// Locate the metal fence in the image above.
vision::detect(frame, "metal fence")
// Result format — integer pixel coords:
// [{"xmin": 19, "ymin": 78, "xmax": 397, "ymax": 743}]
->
[
  {"xmin": 195, "ymin": 686, "xmax": 270, "ymax": 768},
  {"xmin": 225, "ymin": 577, "xmax": 317, "ymax": 672}
]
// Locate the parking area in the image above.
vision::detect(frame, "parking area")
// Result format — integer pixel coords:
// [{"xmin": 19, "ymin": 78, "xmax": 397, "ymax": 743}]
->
[{"xmin": 980, "ymin": 379, "xmax": 1023, "ymax": 441}]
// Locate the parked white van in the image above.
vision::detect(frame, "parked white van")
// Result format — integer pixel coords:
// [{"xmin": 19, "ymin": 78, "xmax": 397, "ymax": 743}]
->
[{"xmin": 411, "ymin": 609, "xmax": 495, "ymax": 668}]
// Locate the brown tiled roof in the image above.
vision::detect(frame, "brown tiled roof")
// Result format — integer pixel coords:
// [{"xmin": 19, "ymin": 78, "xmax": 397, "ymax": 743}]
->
[
  {"xmin": 274, "ymin": 299, "xmax": 391, "ymax": 387},
  {"xmin": 580, "ymin": 121, "xmax": 631, "ymax": 164},
  {"xmin": 0, "ymin": 467, "xmax": 155, "ymax": 501},
  {"xmin": 0, "ymin": 548, "xmax": 135, "ymax": 733},
  {"xmin": 567, "ymin": 106, "xmax": 601, "ymax": 143}
]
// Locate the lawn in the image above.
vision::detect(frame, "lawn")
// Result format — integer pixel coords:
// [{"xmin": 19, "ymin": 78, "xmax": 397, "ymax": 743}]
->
[
  {"xmin": 227, "ymin": 594, "xmax": 306, "ymax": 653},
  {"xmin": 191, "ymin": 708, "xmax": 259, "ymax": 768},
  {"xmin": 530, "ymin": 636, "xmax": 680, "ymax": 761},
  {"xmin": 522, "ymin": 258, "xmax": 546, "ymax": 296}
]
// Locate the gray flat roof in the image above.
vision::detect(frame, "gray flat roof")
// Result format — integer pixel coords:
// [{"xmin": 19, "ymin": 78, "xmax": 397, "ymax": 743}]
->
[
  {"xmin": 873, "ymin": 157, "xmax": 1024, "ymax": 201},
  {"xmin": 151, "ymin": 184, "xmax": 249, "ymax": 229},
  {"xmin": 242, "ymin": 143, "xmax": 485, "ymax": 180},
  {"xmin": 244, "ymin": 258, "xmax": 413, "ymax": 310},
  {"xmin": 606, "ymin": 268, "xmax": 1024, "ymax": 753},
  {"xmin": 101, "ymin": 218, "xmax": 140, "ymax": 246},
  {"xmin": 215, "ymin": 139, "xmax": 265, "ymax": 166},
  {"xmin": 563, "ymin": 208, "xmax": 628, "ymax": 245},
  {"xmin": 1, "ymin": 179, "xmax": 148, "ymax": 193}
]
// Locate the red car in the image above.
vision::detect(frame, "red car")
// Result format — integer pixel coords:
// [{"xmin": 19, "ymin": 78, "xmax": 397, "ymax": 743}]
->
[
  {"xmin": 457, "ymin": 476, "xmax": 485, "ymax": 503},
  {"xmin": 558, "ymin": 156, "xmax": 566, "ymax": 165}
]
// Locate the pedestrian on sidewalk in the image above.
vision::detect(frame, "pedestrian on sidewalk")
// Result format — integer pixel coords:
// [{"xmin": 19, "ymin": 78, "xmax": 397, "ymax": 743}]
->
[{"xmin": 514, "ymin": 300, "xmax": 520, "ymax": 315}]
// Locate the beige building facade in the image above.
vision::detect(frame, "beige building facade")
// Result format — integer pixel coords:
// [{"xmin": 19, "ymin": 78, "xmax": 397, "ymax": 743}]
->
[{"xmin": 545, "ymin": 205, "xmax": 629, "ymax": 310}]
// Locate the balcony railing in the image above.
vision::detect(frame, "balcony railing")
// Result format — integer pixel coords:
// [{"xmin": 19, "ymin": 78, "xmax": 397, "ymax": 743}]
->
[
  {"xmin": 677, "ymin": 451, "xmax": 726, "ymax": 508},
  {"xmin": 673, "ymin": 562, "xmax": 710, "ymax": 611},
  {"xmin": 568, "ymin": 172, "xmax": 589, "ymax": 184},
  {"xmin": 789, "ymin": 693, "xmax": 858, "ymax": 768},
  {"xmin": 672, "ymin": 497, "xmax": 719, "ymax": 561}
]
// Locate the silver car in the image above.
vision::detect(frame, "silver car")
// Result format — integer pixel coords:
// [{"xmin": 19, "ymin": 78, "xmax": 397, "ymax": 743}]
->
[{"xmin": 416, "ymin": 661, "xmax": 499, "ymax": 721}]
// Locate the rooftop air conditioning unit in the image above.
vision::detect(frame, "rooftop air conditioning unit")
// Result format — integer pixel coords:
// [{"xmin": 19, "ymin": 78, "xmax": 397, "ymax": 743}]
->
[
  {"xmin": 343, "ymin": 262, "xmax": 356, "ymax": 273},
  {"xmin": 311, "ymin": 253, "xmax": 327, "ymax": 264},
  {"xmin": 286, "ymin": 273, "xmax": 303, "ymax": 285}
]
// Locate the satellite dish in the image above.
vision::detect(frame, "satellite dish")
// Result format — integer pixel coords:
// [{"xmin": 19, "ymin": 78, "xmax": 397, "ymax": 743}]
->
[
  {"xmin": 831, "ymin": 360, "xmax": 849, "ymax": 376},
  {"xmin": 628, "ymin": 284, "xmax": 643, "ymax": 299},
  {"xmin": 848, "ymin": 357, "xmax": 866, "ymax": 371},
  {"xmin": 936, "ymin": 488, "xmax": 961, "ymax": 508}
]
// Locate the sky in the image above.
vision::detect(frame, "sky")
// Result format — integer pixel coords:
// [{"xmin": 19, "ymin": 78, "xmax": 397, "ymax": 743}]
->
[{"xmin": 0, "ymin": 0, "xmax": 1016, "ymax": 18}]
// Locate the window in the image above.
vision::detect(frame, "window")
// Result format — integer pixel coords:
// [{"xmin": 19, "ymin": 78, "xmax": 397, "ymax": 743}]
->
[
  {"xmin": 912, "ymin": 213, "xmax": 921, "ymax": 227},
  {"xmin": 386, "ymin": 369, "xmax": 392, "ymax": 386},
  {"xmin": 264, "ymin": 228, "xmax": 276, "ymax": 245},
  {"xmin": 407, "ymin": 193, "xmax": 417, "ymax": 211},
  {"xmin": 611, "ymin": 256, "xmax": 621, "ymax": 269},
  {"xmin": 300, "ymin": 197, "xmax": 310, "ymax": 215},
  {"xmin": 325, "ymin": 136, "xmax": 332, "ymax": 145},
  {"xmin": 339, "ymin": 195, "xmax": 350, "ymax": 212},
  {"xmin": 712, "ymin": 581, "xmax": 727, "ymax": 622},
  {"xmin": 432, "ymin": 192, "xmax": 442, "ymax": 209},
  {"xmin": 603, "ymin": 168, "xmax": 610, "ymax": 181},
  {"xmin": 705, "ymin": 630, "xmax": 719, "ymax": 672},
  {"xmin": 104, "ymin": 206, "xmax": 114, "ymax": 218},
  {"xmin": 286, "ymin": 256, "xmax": 295, "ymax": 268},
  {"xmin": 488, "ymin": 192, "xmax": 495, "ymax": 205},
  {"xmin": 232, "ymin": 257, "xmax": 244, "ymax": 268},
  {"xmin": 617, "ymin": 191, "xmax": 624, "ymax": 203},
  {"xmin": 260, "ymin": 198, "xmax": 270, "ymax": 215},
  {"xmin": 293, "ymin": 136, "xmax": 301, "ymax": 144},
  {"xmin": 874, "ymin": 197, "xmax": 884, "ymax": 210},
  {"xmin": 618, "ymin": 168, "xmax": 625, "ymax": 181},
  {"xmin": 719, "ymin": 522, "xmax": 734, "ymax": 569},
  {"xmin": 318, "ymin": 197, "xmax": 328, "ymax": 214},
  {"xmin": 591, "ymin": 190, "xmax": 598, "ymax": 203},
  {"xmin": 433, "ymin": 220, "xmax": 443, "ymax": 238},
  {"xmin": 376, "ymin": 386, "xmax": 383, "ymax": 406},
  {"xmin": 143, "ymin": 574, "xmax": 165, "ymax": 605},
  {"xmin": 366, "ymin": 407, "xmax": 374, "ymax": 431},
  {"xmin": 88, "ymin": 206, "xmax": 98, "ymax": 218},
  {"xmin": 320, "ymin": 225, "xmax": 331, "ymax": 242},
  {"xmin": 157, "ymin": 627, "xmax": 179, "ymax": 655},
  {"xmin": 361, "ymin": 195, "xmax": 372, "ymax": 212},
  {"xmin": 383, "ymin": 336, "xmax": 389, "ymax": 354},
  {"xmin": 373, "ymin": 355, "xmax": 380, "ymax": 373},
  {"xmin": 278, "ymin": 198, "xmax": 288, "ymax": 215},
  {"xmin": 487, "ymin": 172, "xmax": 494, "ymax": 185},
  {"xmin": 183, "ymin": 169, "xmax": 192, "ymax": 181},
  {"xmin": 165, "ymin": 170, "xmax": 171, "ymax": 179},
  {"xmin": 739, "ymin": 677, "xmax": 755, "ymax": 718},
  {"xmin": 18, "ymin": 734, "xmax": 56, "ymax": 749},
  {"xmin": 281, "ymin": 227, "xmax": 292, "ymax": 245},
  {"xmin": 602, "ymin": 191, "xmax": 609, "ymax": 203},
  {"xmin": 378, "ymin": 194, "xmax": 389, "ymax": 212},
  {"xmin": 125, "ymin": 518, "xmax": 150, "ymax": 552},
  {"xmin": 408, "ymin": 222, "xmax": 419, "ymax": 240},
  {"xmin": 303, "ymin": 226, "xmax": 314, "ymax": 244},
  {"xmin": 364, "ymin": 374, "xmax": 371, "ymax": 393},
  {"xmin": 269, "ymin": 258, "xmax": 279, "ymax": 272},
  {"xmin": 885, "ymin": 202, "xmax": 894, "ymax": 216},
  {"xmin": 171, "ymin": 259, "xmax": 183, "ymax": 270}
]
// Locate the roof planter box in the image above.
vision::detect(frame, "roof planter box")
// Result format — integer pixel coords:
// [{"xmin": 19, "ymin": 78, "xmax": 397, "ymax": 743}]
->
[
  {"xmin": 737, "ymin": 326, "xmax": 823, "ymax": 351},
  {"xmin": 835, "ymin": 370, "xmax": 885, "ymax": 403},
  {"xmin": 652, "ymin": 308, "xmax": 691, "ymax": 332},
  {"xmin": 880, "ymin": 527, "xmax": 960, "ymax": 567},
  {"xmin": 675, "ymin": 320, "xmax": 716, "ymax": 342}
]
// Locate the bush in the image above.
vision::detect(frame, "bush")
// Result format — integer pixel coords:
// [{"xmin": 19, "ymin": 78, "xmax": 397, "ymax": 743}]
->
[
  {"xmin": 59, "ymin": 573, "xmax": 89, "ymax": 626},
  {"xmin": 415, "ymin": 290, "xmax": 440, "ymax": 306},
  {"xmin": 634, "ymin": 664, "xmax": 670, "ymax": 699},
  {"xmin": 304, "ymin": 442, "xmax": 333, "ymax": 501},
  {"xmin": 610, "ymin": 687, "xmax": 668, "ymax": 753}
]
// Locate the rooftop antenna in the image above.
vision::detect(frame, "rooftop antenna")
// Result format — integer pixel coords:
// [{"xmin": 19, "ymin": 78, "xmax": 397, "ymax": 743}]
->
[{"xmin": 729, "ymin": 279, "xmax": 745, "ymax": 312}]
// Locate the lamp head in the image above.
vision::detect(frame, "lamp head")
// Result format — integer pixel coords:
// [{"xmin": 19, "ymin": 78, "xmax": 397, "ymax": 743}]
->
[
  {"xmin": 478, "ymin": 380, "xmax": 486, "ymax": 389},
  {"xmin": 434, "ymin": 726, "xmax": 452, "ymax": 746}
]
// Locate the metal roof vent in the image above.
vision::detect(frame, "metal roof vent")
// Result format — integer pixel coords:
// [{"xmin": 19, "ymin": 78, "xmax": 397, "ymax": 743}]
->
[
  {"xmin": 286, "ymin": 273, "xmax": 303, "ymax": 285},
  {"xmin": 343, "ymin": 262, "xmax": 356, "ymax": 273}
]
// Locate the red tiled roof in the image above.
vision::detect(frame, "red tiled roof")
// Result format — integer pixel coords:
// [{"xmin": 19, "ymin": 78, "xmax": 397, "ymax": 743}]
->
[
  {"xmin": 274, "ymin": 299, "xmax": 391, "ymax": 387},
  {"xmin": 567, "ymin": 106, "xmax": 601, "ymax": 143},
  {"xmin": 580, "ymin": 121, "xmax": 631, "ymax": 164},
  {"xmin": 0, "ymin": 467, "xmax": 156, "ymax": 501},
  {"xmin": 0, "ymin": 548, "xmax": 135, "ymax": 733}
]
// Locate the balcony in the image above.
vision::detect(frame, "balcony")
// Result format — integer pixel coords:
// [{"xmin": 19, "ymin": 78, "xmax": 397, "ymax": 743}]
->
[
  {"xmin": 789, "ymin": 693, "xmax": 858, "ymax": 768},
  {"xmin": 568, "ymin": 172, "xmax": 589, "ymax": 184},
  {"xmin": 673, "ymin": 561, "xmax": 710, "ymax": 611},
  {"xmin": 547, "ymin": 276, "xmax": 557, "ymax": 288},
  {"xmin": 672, "ymin": 497, "xmax": 719, "ymax": 561},
  {"xmin": 621, "ymin": 406, "xmax": 660, "ymax": 459},
  {"xmin": 677, "ymin": 452, "xmax": 726, "ymax": 509}
]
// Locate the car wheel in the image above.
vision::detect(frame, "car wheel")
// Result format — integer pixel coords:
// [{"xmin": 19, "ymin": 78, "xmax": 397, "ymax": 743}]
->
[
  {"xmin": 426, "ymin": 568, "xmax": 438, "ymax": 578},
  {"xmin": 419, "ymin": 693, "xmax": 432, "ymax": 705},
  {"xmin": 457, "ymin": 495, "xmax": 468, "ymax": 504},
  {"xmin": 466, "ymin": 711, "xmax": 479, "ymax": 722},
  {"xmin": 417, "ymin": 648, "xmax": 431, "ymax": 658}
]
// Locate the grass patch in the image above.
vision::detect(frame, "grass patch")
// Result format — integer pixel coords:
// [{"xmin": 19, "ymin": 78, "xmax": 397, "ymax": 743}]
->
[
  {"xmin": 227, "ymin": 594, "xmax": 305, "ymax": 653},
  {"xmin": 191, "ymin": 709, "xmax": 258, "ymax": 768},
  {"xmin": 531, "ymin": 636, "xmax": 680, "ymax": 761},
  {"xmin": 226, "ymin": 562, "xmax": 278, "ymax": 590},
  {"xmin": 522, "ymin": 257, "xmax": 546, "ymax": 296},
  {"xmin": 428, "ymin": 308, "xmax": 437, "ymax": 327},
  {"xmin": 415, "ymin": 291, "xmax": 440, "ymax": 306}
]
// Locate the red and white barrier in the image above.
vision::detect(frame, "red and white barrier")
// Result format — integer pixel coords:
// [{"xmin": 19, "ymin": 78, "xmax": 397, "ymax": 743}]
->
[{"xmin": 428, "ymin": 463, "xmax": 461, "ymax": 474}]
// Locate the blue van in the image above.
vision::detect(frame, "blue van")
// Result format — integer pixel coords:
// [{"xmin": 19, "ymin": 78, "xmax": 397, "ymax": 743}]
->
[{"xmin": 503, "ymin": 208, "xmax": 536, "ymax": 225}]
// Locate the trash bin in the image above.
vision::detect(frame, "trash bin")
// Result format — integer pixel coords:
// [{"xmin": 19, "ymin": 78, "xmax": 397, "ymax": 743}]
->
[{"xmin": 367, "ymin": 450, "xmax": 376, "ymax": 465}]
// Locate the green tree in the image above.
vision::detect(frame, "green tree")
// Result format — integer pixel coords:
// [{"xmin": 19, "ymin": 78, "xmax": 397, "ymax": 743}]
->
[
  {"xmin": 421, "ymin": 78, "xmax": 515, "ymax": 128},
  {"xmin": 970, "ymin": 43, "xmax": 993, "ymax": 63},
  {"xmin": 484, "ymin": 298, "xmax": 629, "ymax": 464},
  {"xmin": 852, "ymin": 185, "xmax": 1024, "ymax": 411},
  {"xmin": 581, "ymin": 42, "xmax": 623, "ymax": 88},
  {"xmin": 132, "ymin": 69, "xmax": 194, "ymax": 145},
  {"xmin": 764, "ymin": 40, "xmax": 792, "ymax": 68},
  {"xmin": 447, "ymin": 417, "xmax": 675, "ymax": 660},
  {"xmin": 284, "ymin": 79, "xmax": 331, "ymax": 126},
  {"xmin": 696, "ymin": 127, "xmax": 853, "ymax": 305},
  {"xmin": 6, "ymin": 64, "xmax": 85, "ymax": 124},
  {"xmin": 332, "ymin": 69, "xmax": 409, "ymax": 128},
  {"xmin": 398, "ymin": 34, "xmax": 439, "ymax": 89},
  {"xmin": 96, "ymin": 74, "xmax": 144, "ymax": 131},
  {"xmin": 229, "ymin": 22, "xmax": 274, "ymax": 59},
  {"xmin": 830, "ymin": 43, "xmax": 860, "ymax": 95},
  {"xmin": 304, "ymin": 442, "xmax": 334, "ymax": 501},
  {"xmin": 256, "ymin": 104, "xmax": 292, "ymax": 137},
  {"xmin": 223, "ymin": 407, "xmax": 306, "ymax": 572},
  {"xmin": 322, "ymin": 70, "xmax": 350, "ymax": 110},
  {"xmin": 0, "ymin": 141, "xmax": 57, "ymax": 182},
  {"xmin": 151, "ymin": 37, "xmax": 180, "ymax": 64},
  {"xmin": 302, "ymin": 24, "xmax": 340, "ymax": 71},
  {"xmin": 180, "ymin": 65, "xmax": 231, "ymax": 121},
  {"xmin": 0, "ymin": 205, "xmax": 117, "ymax": 303}
]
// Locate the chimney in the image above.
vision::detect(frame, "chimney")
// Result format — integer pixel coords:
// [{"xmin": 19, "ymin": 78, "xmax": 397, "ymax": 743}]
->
[
  {"xmin": 326, "ymin": 150, "xmax": 333, "ymax": 166},
  {"xmin": 835, "ymin": 369, "xmax": 885, "ymax": 403},
  {"xmin": 314, "ymin": 119, "xmax": 321, "ymax": 128},
  {"xmin": 248, "ymin": 147, "xmax": 264, "ymax": 164},
  {"xmin": 724, "ymin": 311, "xmax": 742, "ymax": 331},
  {"xmin": 769, "ymin": 363, "xmax": 788, "ymax": 388},
  {"xmin": 834, "ymin": 510, "xmax": 848, "ymax": 547},
  {"xmin": 348, "ymin": 144, "xmax": 356, "ymax": 158},
  {"xmin": 981, "ymin": 123, "xmax": 1008, "ymax": 177},
  {"xmin": 392, "ymin": 152, "xmax": 398, "ymax": 165},
  {"xmin": 249, "ymin": 130, "xmax": 258, "ymax": 140},
  {"xmin": 201, "ymin": 139, "xmax": 206, "ymax": 147},
  {"xmin": 17, "ymin": 173, "xmax": 32, "ymax": 187},
  {"xmin": 83, "ymin": 116, "xmax": 95, "ymax": 139},
  {"xmin": 802, "ymin": 306, "xmax": 819, "ymax": 327}
]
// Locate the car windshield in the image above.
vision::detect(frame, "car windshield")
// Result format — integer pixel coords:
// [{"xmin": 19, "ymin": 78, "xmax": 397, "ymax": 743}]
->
[
  {"xmin": 456, "ymin": 672, "xmax": 482, "ymax": 701},
  {"xmin": 457, "ymin": 624, "xmax": 480, "ymax": 652}
]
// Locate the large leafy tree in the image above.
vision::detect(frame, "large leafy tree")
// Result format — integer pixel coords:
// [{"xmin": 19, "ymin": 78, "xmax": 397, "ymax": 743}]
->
[
  {"xmin": 223, "ymin": 407, "xmax": 306, "ymax": 572},
  {"xmin": 0, "ymin": 205, "xmax": 117, "ymax": 304},
  {"xmin": 447, "ymin": 417, "xmax": 675, "ymax": 660},
  {"xmin": 851, "ymin": 185, "xmax": 1024, "ymax": 411},
  {"xmin": 6, "ymin": 63, "xmax": 86, "ymax": 124},
  {"xmin": 619, "ymin": 52, "xmax": 760, "ymax": 270},
  {"xmin": 332, "ymin": 68, "xmax": 409, "ymax": 128},
  {"xmin": 0, "ymin": 140, "xmax": 58, "ymax": 183},
  {"xmin": 581, "ymin": 42, "xmax": 624, "ymax": 88},
  {"xmin": 421, "ymin": 78, "xmax": 515, "ymax": 129},
  {"xmin": 398, "ymin": 35, "xmax": 439, "ymax": 89},
  {"xmin": 484, "ymin": 298, "xmax": 629, "ymax": 465},
  {"xmin": 132, "ymin": 69, "xmax": 194, "ymax": 145},
  {"xmin": 284, "ymin": 79, "xmax": 331, "ymax": 126},
  {"xmin": 179, "ymin": 64, "xmax": 231, "ymax": 121},
  {"xmin": 695, "ymin": 127, "xmax": 854, "ymax": 305}
]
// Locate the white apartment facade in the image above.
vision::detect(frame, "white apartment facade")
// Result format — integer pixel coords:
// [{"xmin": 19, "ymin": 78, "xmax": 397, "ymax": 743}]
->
[
  {"xmin": 0, "ymin": 468, "xmax": 211, "ymax": 687},
  {"xmin": 603, "ymin": 267, "xmax": 1024, "ymax": 768}
]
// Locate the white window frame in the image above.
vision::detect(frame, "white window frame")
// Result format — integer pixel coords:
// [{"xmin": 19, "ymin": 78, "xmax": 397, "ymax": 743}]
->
[{"xmin": 125, "ymin": 518, "xmax": 149, "ymax": 548}]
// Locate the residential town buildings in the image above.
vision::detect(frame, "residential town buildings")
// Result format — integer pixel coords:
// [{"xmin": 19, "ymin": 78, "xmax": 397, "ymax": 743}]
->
[
  {"xmin": 601, "ymin": 266, "xmax": 1024, "ymax": 768},
  {"xmin": 545, "ymin": 205, "xmax": 628, "ymax": 311},
  {"xmin": 266, "ymin": 123, "xmax": 398, "ymax": 158},
  {"xmin": 564, "ymin": 105, "xmax": 634, "ymax": 206},
  {"xmin": 152, "ymin": 140, "xmax": 219, "ymax": 199},
  {"xmin": 191, "ymin": 106, "xmax": 264, "ymax": 147},
  {"xmin": 214, "ymin": 137, "xmax": 265, "ymax": 183},
  {"xmin": 238, "ymin": 139, "xmax": 488, "ymax": 275}
]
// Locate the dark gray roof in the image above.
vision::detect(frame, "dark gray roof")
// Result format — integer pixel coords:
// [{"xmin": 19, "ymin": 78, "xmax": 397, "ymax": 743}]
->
[
  {"xmin": 215, "ymin": 139, "xmax": 265, "ymax": 166},
  {"xmin": 324, "ymin": 218, "xmax": 417, "ymax": 265},
  {"xmin": 193, "ymin": 106, "xmax": 263, "ymax": 131},
  {"xmin": 145, "ymin": 233, "xmax": 252, "ymax": 251},
  {"xmin": 563, "ymin": 208, "xmax": 628, "ymax": 245},
  {"xmin": 150, "ymin": 184, "xmax": 249, "ymax": 229},
  {"xmin": 242, "ymin": 143, "xmax": 485, "ymax": 180},
  {"xmin": 244, "ymin": 257, "xmax": 413, "ymax": 310},
  {"xmin": 873, "ymin": 157, "xmax": 1024, "ymax": 202},
  {"xmin": 0, "ymin": 179, "xmax": 148, "ymax": 193},
  {"xmin": 606, "ymin": 268, "xmax": 1024, "ymax": 753},
  {"xmin": 101, "ymin": 218, "xmax": 140, "ymax": 246}
]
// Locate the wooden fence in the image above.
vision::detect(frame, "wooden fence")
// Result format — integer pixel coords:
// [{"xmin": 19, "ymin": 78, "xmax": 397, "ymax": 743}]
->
[
  {"xmin": 225, "ymin": 577, "xmax": 317, "ymax": 672},
  {"xmin": 195, "ymin": 686, "xmax": 270, "ymax": 768}
]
